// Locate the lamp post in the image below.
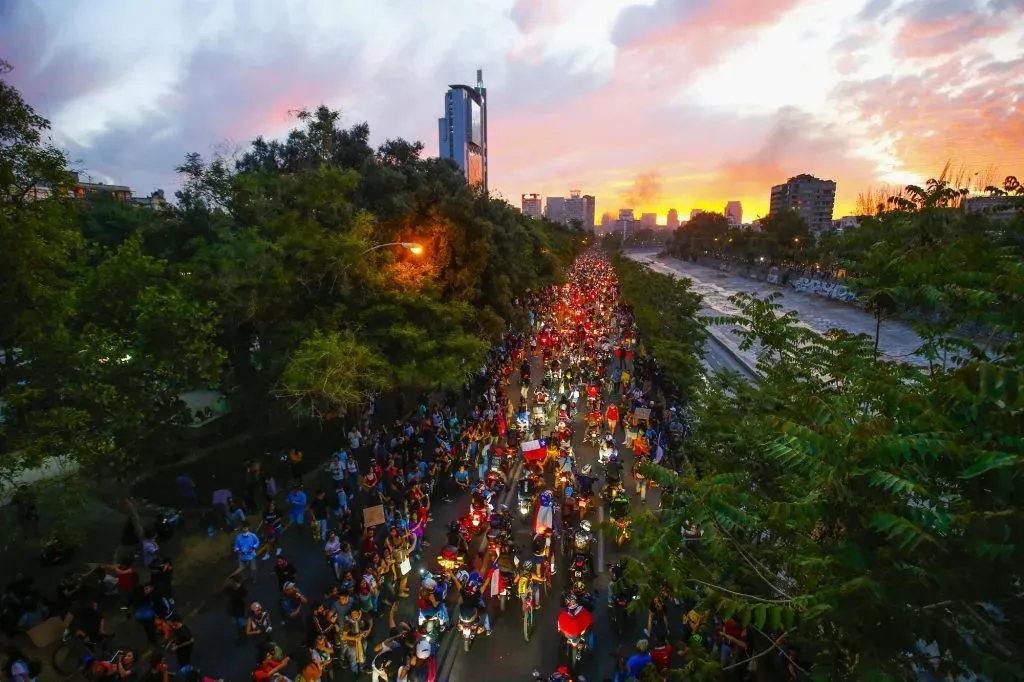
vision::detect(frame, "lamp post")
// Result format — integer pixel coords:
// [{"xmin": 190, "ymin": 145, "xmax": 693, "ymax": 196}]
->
[{"xmin": 360, "ymin": 242, "xmax": 424, "ymax": 256}]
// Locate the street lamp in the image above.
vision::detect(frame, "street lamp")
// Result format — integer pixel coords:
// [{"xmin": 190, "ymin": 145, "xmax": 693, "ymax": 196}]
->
[{"xmin": 360, "ymin": 242, "xmax": 424, "ymax": 256}]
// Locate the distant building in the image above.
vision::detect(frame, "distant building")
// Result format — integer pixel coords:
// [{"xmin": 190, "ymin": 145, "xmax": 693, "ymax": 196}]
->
[
  {"xmin": 614, "ymin": 209, "xmax": 635, "ymax": 239},
  {"xmin": 521, "ymin": 193, "xmax": 543, "ymax": 219},
  {"xmin": 830, "ymin": 215, "xmax": 861, "ymax": 234},
  {"xmin": 689, "ymin": 209, "xmax": 705, "ymax": 220},
  {"xmin": 639, "ymin": 213, "xmax": 657, "ymax": 228},
  {"xmin": 70, "ymin": 172, "xmax": 132, "ymax": 201},
  {"xmin": 438, "ymin": 69, "xmax": 488, "ymax": 191},
  {"xmin": 546, "ymin": 197, "xmax": 566, "ymax": 224},
  {"xmin": 666, "ymin": 209, "xmax": 679, "ymax": 229},
  {"xmin": 725, "ymin": 201, "xmax": 742, "ymax": 225},
  {"xmin": 132, "ymin": 189, "xmax": 168, "ymax": 210},
  {"xmin": 962, "ymin": 195, "xmax": 1022, "ymax": 221},
  {"xmin": 769, "ymin": 174, "xmax": 836, "ymax": 234},
  {"xmin": 582, "ymin": 194, "xmax": 596, "ymax": 230}
]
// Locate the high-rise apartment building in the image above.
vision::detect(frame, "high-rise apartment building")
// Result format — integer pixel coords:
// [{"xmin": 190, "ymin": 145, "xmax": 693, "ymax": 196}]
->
[
  {"xmin": 640, "ymin": 213, "xmax": 657, "ymax": 228},
  {"xmin": 546, "ymin": 197, "xmax": 566, "ymax": 224},
  {"xmin": 521, "ymin": 193, "xmax": 543, "ymax": 218},
  {"xmin": 769, "ymin": 174, "xmax": 836, "ymax": 233},
  {"xmin": 438, "ymin": 70, "xmax": 488, "ymax": 191},
  {"xmin": 666, "ymin": 209, "xmax": 679, "ymax": 229},
  {"xmin": 725, "ymin": 201, "xmax": 743, "ymax": 225},
  {"xmin": 690, "ymin": 209, "xmax": 705, "ymax": 220},
  {"xmin": 563, "ymin": 189, "xmax": 597, "ymax": 229}
]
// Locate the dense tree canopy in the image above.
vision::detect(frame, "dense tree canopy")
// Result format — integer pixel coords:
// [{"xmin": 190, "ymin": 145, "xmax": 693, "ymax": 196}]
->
[
  {"xmin": 0, "ymin": 70, "xmax": 583, "ymax": 485},
  {"xmin": 629, "ymin": 176, "xmax": 1024, "ymax": 680}
]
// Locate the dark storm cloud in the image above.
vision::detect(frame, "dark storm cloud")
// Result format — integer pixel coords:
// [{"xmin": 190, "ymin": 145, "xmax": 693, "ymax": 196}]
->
[
  {"xmin": 0, "ymin": 0, "xmax": 115, "ymax": 115},
  {"xmin": 609, "ymin": 0, "xmax": 713, "ymax": 47}
]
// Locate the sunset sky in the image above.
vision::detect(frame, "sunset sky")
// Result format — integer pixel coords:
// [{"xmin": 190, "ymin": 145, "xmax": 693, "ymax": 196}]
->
[{"xmin": 3, "ymin": 0, "xmax": 1022, "ymax": 221}]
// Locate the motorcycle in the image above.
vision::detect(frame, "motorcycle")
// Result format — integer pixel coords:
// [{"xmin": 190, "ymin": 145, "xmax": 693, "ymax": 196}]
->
[
  {"xmin": 532, "ymin": 668, "xmax": 585, "ymax": 682},
  {"xmin": 436, "ymin": 546, "xmax": 468, "ymax": 577},
  {"xmin": 457, "ymin": 605, "xmax": 485, "ymax": 652},
  {"xmin": 460, "ymin": 507, "xmax": 489, "ymax": 538},
  {"xmin": 613, "ymin": 518, "xmax": 630, "ymax": 548},
  {"xmin": 484, "ymin": 468, "xmax": 507, "ymax": 494},
  {"xmin": 563, "ymin": 629, "xmax": 590, "ymax": 673},
  {"xmin": 583, "ymin": 426, "xmax": 601, "ymax": 448},
  {"xmin": 607, "ymin": 564, "xmax": 637, "ymax": 636},
  {"xmin": 568, "ymin": 554, "xmax": 591, "ymax": 584}
]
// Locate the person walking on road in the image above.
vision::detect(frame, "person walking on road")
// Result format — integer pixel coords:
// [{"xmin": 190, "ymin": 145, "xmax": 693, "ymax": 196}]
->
[{"xmin": 234, "ymin": 524, "xmax": 260, "ymax": 583}]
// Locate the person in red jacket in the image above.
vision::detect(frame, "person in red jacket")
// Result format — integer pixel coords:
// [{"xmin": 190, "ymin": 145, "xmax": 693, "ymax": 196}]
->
[
  {"xmin": 557, "ymin": 593, "xmax": 594, "ymax": 650},
  {"xmin": 604, "ymin": 403, "xmax": 619, "ymax": 434}
]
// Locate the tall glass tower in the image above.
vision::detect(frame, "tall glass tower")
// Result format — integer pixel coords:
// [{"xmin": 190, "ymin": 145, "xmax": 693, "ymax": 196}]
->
[{"xmin": 438, "ymin": 69, "xmax": 488, "ymax": 192}]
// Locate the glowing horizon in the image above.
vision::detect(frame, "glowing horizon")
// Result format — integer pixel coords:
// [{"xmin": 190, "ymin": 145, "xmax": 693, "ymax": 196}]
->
[{"xmin": 3, "ymin": 0, "xmax": 1021, "ymax": 218}]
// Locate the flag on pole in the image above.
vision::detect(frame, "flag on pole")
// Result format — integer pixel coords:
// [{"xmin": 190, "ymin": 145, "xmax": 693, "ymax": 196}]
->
[
  {"xmin": 654, "ymin": 431, "xmax": 665, "ymax": 464},
  {"xmin": 521, "ymin": 438, "xmax": 547, "ymax": 463}
]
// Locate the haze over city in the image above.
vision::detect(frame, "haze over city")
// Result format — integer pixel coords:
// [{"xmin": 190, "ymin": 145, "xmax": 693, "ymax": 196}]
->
[{"xmin": 3, "ymin": 0, "xmax": 1022, "ymax": 220}]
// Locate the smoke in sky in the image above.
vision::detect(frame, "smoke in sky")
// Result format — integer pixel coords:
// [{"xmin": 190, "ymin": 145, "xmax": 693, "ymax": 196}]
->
[{"xmin": 624, "ymin": 172, "xmax": 663, "ymax": 208}]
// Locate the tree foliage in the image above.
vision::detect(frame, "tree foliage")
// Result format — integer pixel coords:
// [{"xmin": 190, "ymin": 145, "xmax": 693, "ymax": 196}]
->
[
  {"xmin": 628, "ymin": 181, "xmax": 1024, "ymax": 679},
  {"xmin": 0, "ymin": 71, "xmax": 583, "ymax": 485}
]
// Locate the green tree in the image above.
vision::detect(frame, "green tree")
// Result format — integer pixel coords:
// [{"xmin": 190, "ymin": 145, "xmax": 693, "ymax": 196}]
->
[{"xmin": 631, "ymin": 196, "xmax": 1024, "ymax": 679}]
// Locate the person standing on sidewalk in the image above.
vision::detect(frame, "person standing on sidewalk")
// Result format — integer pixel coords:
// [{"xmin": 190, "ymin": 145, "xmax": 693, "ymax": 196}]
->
[{"xmin": 234, "ymin": 524, "xmax": 260, "ymax": 584}]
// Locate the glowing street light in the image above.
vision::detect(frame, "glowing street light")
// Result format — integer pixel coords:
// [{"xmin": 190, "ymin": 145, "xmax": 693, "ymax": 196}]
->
[{"xmin": 360, "ymin": 241, "xmax": 424, "ymax": 256}]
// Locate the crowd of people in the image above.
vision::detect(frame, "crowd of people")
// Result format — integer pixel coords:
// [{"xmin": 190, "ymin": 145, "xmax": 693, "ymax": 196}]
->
[{"xmin": 3, "ymin": 251, "xmax": 699, "ymax": 682}]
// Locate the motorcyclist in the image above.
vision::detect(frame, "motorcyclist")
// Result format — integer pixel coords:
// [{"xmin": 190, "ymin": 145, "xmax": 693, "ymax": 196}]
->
[
  {"xmin": 561, "ymin": 488, "xmax": 580, "ymax": 528},
  {"xmin": 531, "ymin": 531, "xmax": 554, "ymax": 577},
  {"xmin": 569, "ymin": 519, "xmax": 596, "ymax": 579},
  {"xmin": 446, "ymin": 521, "xmax": 469, "ymax": 558},
  {"xmin": 557, "ymin": 593, "xmax": 594, "ymax": 650},
  {"xmin": 575, "ymin": 464, "xmax": 599, "ymax": 499},
  {"xmin": 599, "ymin": 433, "xmax": 617, "ymax": 465},
  {"xmin": 608, "ymin": 487, "xmax": 630, "ymax": 522},
  {"xmin": 453, "ymin": 570, "xmax": 491, "ymax": 636},
  {"xmin": 470, "ymin": 483, "xmax": 491, "ymax": 515},
  {"xmin": 417, "ymin": 575, "xmax": 449, "ymax": 631},
  {"xmin": 605, "ymin": 451, "xmax": 624, "ymax": 486},
  {"xmin": 607, "ymin": 561, "xmax": 637, "ymax": 606}
]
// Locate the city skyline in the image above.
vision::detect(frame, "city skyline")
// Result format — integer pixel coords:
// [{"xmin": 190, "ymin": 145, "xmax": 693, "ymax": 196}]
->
[{"xmin": 3, "ymin": 0, "xmax": 1022, "ymax": 219}]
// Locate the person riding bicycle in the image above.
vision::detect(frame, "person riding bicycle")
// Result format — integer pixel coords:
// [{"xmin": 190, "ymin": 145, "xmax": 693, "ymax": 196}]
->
[{"xmin": 516, "ymin": 560, "xmax": 546, "ymax": 607}]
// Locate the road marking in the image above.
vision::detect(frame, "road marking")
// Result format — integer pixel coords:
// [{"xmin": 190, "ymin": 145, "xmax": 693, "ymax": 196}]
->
[{"xmin": 597, "ymin": 504, "xmax": 605, "ymax": 572}]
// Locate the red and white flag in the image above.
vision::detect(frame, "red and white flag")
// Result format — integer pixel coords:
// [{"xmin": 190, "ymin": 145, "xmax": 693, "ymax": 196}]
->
[{"xmin": 521, "ymin": 439, "xmax": 546, "ymax": 463}]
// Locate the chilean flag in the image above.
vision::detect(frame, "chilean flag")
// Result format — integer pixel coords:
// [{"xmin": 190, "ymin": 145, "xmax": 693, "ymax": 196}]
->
[
  {"xmin": 521, "ymin": 438, "xmax": 547, "ymax": 463},
  {"xmin": 534, "ymin": 491, "xmax": 554, "ymax": 535}
]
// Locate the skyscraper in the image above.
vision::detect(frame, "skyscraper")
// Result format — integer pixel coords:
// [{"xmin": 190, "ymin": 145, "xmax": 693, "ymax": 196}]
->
[
  {"xmin": 666, "ymin": 209, "xmax": 680, "ymax": 229},
  {"xmin": 438, "ymin": 70, "xmax": 488, "ymax": 191},
  {"xmin": 564, "ymin": 190, "xmax": 596, "ymax": 229},
  {"xmin": 725, "ymin": 201, "xmax": 743, "ymax": 225},
  {"xmin": 546, "ymin": 197, "xmax": 566, "ymax": 224},
  {"xmin": 521, "ymin": 193, "xmax": 542, "ymax": 218},
  {"xmin": 769, "ymin": 174, "xmax": 836, "ymax": 233}
]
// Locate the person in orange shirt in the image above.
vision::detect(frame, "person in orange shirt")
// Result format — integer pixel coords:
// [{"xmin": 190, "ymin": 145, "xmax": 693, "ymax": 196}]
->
[{"xmin": 604, "ymin": 403, "xmax": 619, "ymax": 435}]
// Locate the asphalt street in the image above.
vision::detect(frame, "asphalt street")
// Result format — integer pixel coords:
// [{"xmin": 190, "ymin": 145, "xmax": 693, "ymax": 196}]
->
[{"xmin": 185, "ymin": 354, "xmax": 659, "ymax": 681}]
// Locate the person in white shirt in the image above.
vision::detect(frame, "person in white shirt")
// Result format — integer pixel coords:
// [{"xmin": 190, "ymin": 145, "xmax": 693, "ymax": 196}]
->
[{"xmin": 348, "ymin": 428, "xmax": 363, "ymax": 452}]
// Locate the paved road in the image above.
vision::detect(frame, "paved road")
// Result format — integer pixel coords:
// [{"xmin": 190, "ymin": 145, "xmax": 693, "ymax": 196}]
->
[
  {"xmin": 629, "ymin": 252, "xmax": 928, "ymax": 368},
  {"xmin": 185, "ymin": 357, "xmax": 657, "ymax": 681},
  {"xmin": 702, "ymin": 328, "xmax": 757, "ymax": 380}
]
